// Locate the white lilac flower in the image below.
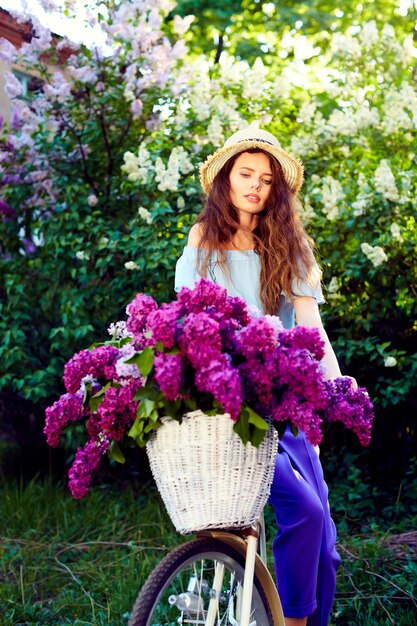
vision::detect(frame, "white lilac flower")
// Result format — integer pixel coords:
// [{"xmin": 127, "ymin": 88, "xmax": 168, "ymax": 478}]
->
[
  {"xmin": 80, "ymin": 374, "xmax": 96, "ymax": 392},
  {"xmin": 138, "ymin": 206, "xmax": 153, "ymax": 224},
  {"xmin": 155, "ymin": 147, "xmax": 194, "ymax": 192},
  {"xmin": 4, "ymin": 72, "xmax": 22, "ymax": 99},
  {"xmin": 374, "ymin": 160, "xmax": 399, "ymax": 201},
  {"xmin": 70, "ymin": 66, "xmax": 98, "ymax": 83},
  {"xmin": 390, "ymin": 223, "xmax": 402, "ymax": 240},
  {"xmin": 298, "ymin": 101, "xmax": 317, "ymax": 124},
  {"xmin": 115, "ymin": 358, "xmax": 141, "ymax": 382},
  {"xmin": 361, "ymin": 243, "xmax": 388, "ymax": 267},
  {"xmin": 330, "ymin": 32, "xmax": 362, "ymax": 58},
  {"xmin": 359, "ymin": 21, "xmax": 379, "ymax": 49},
  {"xmin": 320, "ymin": 176, "xmax": 343, "ymax": 220},
  {"xmin": 327, "ymin": 108, "xmax": 357, "ymax": 137},
  {"xmin": 76, "ymin": 250, "xmax": 90, "ymax": 261},
  {"xmin": 264, "ymin": 314, "xmax": 284, "ymax": 334},
  {"xmin": 328, "ymin": 277, "xmax": 340, "ymax": 293},
  {"xmin": 122, "ymin": 145, "xmax": 152, "ymax": 184},
  {"xmin": 88, "ymin": 194, "xmax": 98, "ymax": 207},
  {"xmin": 247, "ymin": 305, "xmax": 263, "ymax": 319},
  {"xmin": 107, "ymin": 320, "xmax": 131, "ymax": 339},
  {"xmin": 243, "ymin": 58, "xmax": 269, "ymax": 99},
  {"xmin": 173, "ymin": 14, "xmax": 194, "ymax": 36},
  {"xmin": 0, "ymin": 38, "xmax": 17, "ymax": 64},
  {"xmin": 351, "ymin": 197, "xmax": 368, "ymax": 216},
  {"xmin": 125, "ymin": 261, "xmax": 140, "ymax": 270},
  {"xmin": 327, "ymin": 276, "xmax": 341, "ymax": 300},
  {"xmin": 207, "ymin": 115, "xmax": 225, "ymax": 146},
  {"xmin": 384, "ymin": 356, "xmax": 397, "ymax": 367},
  {"xmin": 177, "ymin": 196, "xmax": 185, "ymax": 209}
]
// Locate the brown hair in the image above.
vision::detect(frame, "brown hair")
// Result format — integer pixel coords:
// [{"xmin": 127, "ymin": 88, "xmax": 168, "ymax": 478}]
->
[{"xmin": 195, "ymin": 149, "xmax": 320, "ymax": 315}]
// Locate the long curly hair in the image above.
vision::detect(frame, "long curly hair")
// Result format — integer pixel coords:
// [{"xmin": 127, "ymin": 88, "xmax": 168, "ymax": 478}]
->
[{"xmin": 194, "ymin": 148, "xmax": 321, "ymax": 315}]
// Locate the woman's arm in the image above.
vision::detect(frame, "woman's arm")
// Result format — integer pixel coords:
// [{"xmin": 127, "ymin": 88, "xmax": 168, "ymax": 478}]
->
[{"xmin": 293, "ymin": 296, "xmax": 357, "ymax": 389}]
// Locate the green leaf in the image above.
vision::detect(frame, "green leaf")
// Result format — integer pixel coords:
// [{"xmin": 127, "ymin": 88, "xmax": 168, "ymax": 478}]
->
[
  {"xmin": 233, "ymin": 411, "xmax": 251, "ymax": 446},
  {"xmin": 108, "ymin": 441, "xmax": 126, "ymax": 464},
  {"xmin": 128, "ymin": 416, "xmax": 144, "ymax": 440},
  {"xmin": 233, "ymin": 405, "xmax": 269, "ymax": 447},
  {"xmin": 126, "ymin": 347, "xmax": 154, "ymax": 376},
  {"xmin": 163, "ymin": 399, "xmax": 182, "ymax": 418}
]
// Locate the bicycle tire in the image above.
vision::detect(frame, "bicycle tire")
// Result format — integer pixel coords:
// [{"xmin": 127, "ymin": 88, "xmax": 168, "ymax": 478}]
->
[{"xmin": 128, "ymin": 537, "xmax": 274, "ymax": 625}]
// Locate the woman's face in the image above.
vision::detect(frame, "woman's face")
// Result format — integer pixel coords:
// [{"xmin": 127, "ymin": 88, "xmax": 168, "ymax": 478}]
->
[{"xmin": 229, "ymin": 151, "xmax": 273, "ymax": 216}]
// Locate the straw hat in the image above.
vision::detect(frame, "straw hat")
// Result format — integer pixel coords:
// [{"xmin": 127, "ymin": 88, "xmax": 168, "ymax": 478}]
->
[{"xmin": 199, "ymin": 128, "xmax": 304, "ymax": 195}]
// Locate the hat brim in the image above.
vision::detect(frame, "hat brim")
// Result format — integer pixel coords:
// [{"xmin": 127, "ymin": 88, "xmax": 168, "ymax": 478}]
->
[{"xmin": 199, "ymin": 140, "xmax": 304, "ymax": 195}]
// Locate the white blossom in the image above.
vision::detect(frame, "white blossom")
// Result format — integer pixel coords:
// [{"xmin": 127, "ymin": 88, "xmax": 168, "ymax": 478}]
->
[
  {"xmin": 384, "ymin": 356, "xmax": 397, "ymax": 367},
  {"xmin": 327, "ymin": 276, "xmax": 341, "ymax": 300},
  {"xmin": 328, "ymin": 277, "xmax": 340, "ymax": 293},
  {"xmin": 177, "ymin": 196, "xmax": 185, "ymax": 209},
  {"xmin": 390, "ymin": 223, "xmax": 403, "ymax": 240},
  {"xmin": 108, "ymin": 320, "xmax": 131, "ymax": 339},
  {"xmin": 173, "ymin": 14, "xmax": 195, "ymax": 36},
  {"xmin": 122, "ymin": 145, "xmax": 152, "ymax": 184},
  {"xmin": 0, "ymin": 38, "xmax": 17, "ymax": 64},
  {"xmin": 243, "ymin": 57, "xmax": 269, "ymax": 99},
  {"xmin": 298, "ymin": 101, "xmax": 317, "ymax": 124},
  {"xmin": 138, "ymin": 206, "xmax": 153, "ymax": 224},
  {"xmin": 351, "ymin": 195, "xmax": 368, "ymax": 217},
  {"xmin": 125, "ymin": 261, "xmax": 140, "ymax": 270},
  {"xmin": 4, "ymin": 72, "xmax": 22, "ymax": 99},
  {"xmin": 359, "ymin": 21, "xmax": 379, "ymax": 49},
  {"xmin": 76, "ymin": 250, "xmax": 90, "ymax": 261},
  {"xmin": 114, "ymin": 343, "xmax": 143, "ymax": 384},
  {"xmin": 361, "ymin": 243, "xmax": 388, "ymax": 267},
  {"xmin": 154, "ymin": 147, "xmax": 194, "ymax": 192},
  {"xmin": 374, "ymin": 160, "xmax": 399, "ymax": 201},
  {"xmin": 320, "ymin": 176, "xmax": 344, "ymax": 220},
  {"xmin": 88, "ymin": 194, "xmax": 98, "ymax": 207},
  {"xmin": 207, "ymin": 115, "xmax": 225, "ymax": 146}
]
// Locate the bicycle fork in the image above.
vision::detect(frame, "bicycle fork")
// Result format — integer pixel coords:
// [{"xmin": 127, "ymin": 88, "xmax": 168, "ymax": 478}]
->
[
  {"xmin": 198, "ymin": 528, "xmax": 285, "ymax": 626},
  {"xmin": 204, "ymin": 532, "xmax": 261, "ymax": 626}
]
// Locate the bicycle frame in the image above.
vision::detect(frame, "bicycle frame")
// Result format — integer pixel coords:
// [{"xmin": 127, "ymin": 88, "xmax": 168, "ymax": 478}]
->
[{"xmin": 197, "ymin": 527, "xmax": 285, "ymax": 626}]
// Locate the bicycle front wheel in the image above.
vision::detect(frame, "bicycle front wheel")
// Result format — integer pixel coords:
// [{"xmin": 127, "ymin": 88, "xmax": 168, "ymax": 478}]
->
[{"xmin": 128, "ymin": 537, "xmax": 273, "ymax": 626}]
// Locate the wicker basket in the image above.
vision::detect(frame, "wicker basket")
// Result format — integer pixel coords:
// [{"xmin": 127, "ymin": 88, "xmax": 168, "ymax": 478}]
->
[{"xmin": 146, "ymin": 410, "xmax": 278, "ymax": 534}]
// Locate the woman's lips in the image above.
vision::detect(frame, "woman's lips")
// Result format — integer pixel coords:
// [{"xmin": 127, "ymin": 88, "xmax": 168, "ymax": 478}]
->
[{"xmin": 244, "ymin": 194, "xmax": 261, "ymax": 202}]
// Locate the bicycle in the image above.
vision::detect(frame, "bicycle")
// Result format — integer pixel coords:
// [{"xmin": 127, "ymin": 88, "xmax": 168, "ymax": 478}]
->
[
  {"xmin": 127, "ymin": 412, "xmax": 285, "ymax": 626},
  {"xmin": 128, "ymin": 514, "xmax": 285, "ymax": 626}
]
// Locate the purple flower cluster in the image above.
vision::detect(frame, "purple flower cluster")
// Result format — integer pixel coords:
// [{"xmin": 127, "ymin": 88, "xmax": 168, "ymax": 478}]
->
[
  {"xmin": 64, "ymin": 345, "xmax": 119, "ymax": 393},
  {"xmin": 147, "ymin": 302, "xmax": 182, "ymax": 349},
  {"xmin": 126, "ymin": 293, "xmax": 157, "ymax": 344},
  {"xmin": 45, "ymin": 277, "xmax": 374, "ymax": 499},
  {"xmin": 44, "ymin": 391, "xmax": 85, "ymax": 447},
  {"xmin": 154, "ymin": 352, "xmax": 186, "ymax": 400},
  {"xmin": 68, "ymin": 437, "xmax": 110, "ymax": 499},
  {"xmin": 323, "ymin": 378, "xmax": 374, "ymax": 446}
]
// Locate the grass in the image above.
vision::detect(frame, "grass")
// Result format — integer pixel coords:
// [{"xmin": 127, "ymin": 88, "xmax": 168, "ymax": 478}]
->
[{"xmin": 0, "ymin": 476, "xmax": 416, "ymax": 625}]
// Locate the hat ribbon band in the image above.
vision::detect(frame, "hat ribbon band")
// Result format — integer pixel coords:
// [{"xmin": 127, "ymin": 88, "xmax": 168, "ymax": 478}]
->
[{"xmin": 236, "ymin": 138, "xmax": 275, "ymax": 146}]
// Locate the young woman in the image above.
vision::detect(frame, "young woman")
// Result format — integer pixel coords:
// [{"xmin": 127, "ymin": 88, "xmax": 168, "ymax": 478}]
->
[{"xmin": 174, "ymin": 128, "xmax": 357, "ymax": 626}]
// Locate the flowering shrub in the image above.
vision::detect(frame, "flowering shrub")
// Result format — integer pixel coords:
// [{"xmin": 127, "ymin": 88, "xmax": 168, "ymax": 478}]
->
[
  {"xmin": 44, "ymin": 279, "xmax": 374, "ymax": 498},
  {"xmin": 0, "ymin": 0, "xmax": 415, "ymax": 486}
]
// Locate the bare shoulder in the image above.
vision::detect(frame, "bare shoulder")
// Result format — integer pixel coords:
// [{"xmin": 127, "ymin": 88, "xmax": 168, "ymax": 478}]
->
[{"xmin": 188, "ymin": 223, "xmax": 204, "ymax": 247}]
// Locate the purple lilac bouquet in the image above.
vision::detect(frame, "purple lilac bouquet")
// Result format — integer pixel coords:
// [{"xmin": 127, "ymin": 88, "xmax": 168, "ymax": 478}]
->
[{"xmin": 44, "ymin": 278, "xmax": 374, "ymax": 499}]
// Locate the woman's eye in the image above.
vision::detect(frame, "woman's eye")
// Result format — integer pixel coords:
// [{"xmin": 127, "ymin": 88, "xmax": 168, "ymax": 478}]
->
[
  {"xmin": 240, "ymin": 173, "xmax": 250, "ymax": 178},
  {"xmin": 263, "ymin": 179, "xmax": 272, "ymax": 185}
]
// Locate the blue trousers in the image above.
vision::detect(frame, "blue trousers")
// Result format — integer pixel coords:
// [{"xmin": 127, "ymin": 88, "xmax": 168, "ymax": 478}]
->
[{"xmin": 268, "ymin": 428, "xmax": 341, "ymax": 625}]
